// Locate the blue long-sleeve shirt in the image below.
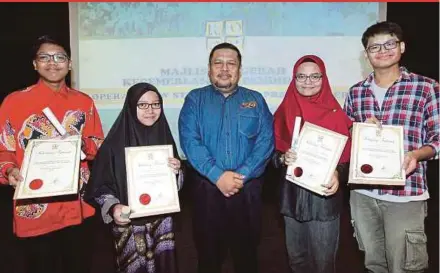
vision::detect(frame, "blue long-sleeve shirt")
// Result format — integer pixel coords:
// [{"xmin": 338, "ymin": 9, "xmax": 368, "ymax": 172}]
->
[{"xmin": 178, "ymin": 85, "xmax": 274, "ymax": 184}]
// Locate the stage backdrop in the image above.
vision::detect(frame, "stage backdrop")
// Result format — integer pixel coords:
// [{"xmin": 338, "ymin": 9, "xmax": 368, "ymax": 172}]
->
[{"xmin": 69, "ymin": 2, "xmax": 386, "ymax": 157}]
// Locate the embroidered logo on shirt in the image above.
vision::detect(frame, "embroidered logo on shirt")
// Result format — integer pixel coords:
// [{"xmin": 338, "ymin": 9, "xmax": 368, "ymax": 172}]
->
[{"xmin": 241, "ymin": 101, "xmax": 257, "ymax": 108}]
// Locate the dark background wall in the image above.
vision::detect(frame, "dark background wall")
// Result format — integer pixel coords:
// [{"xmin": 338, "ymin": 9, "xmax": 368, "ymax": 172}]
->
[{"xmin": 0, "ymin": 3, "xmax": 438, "ymax": 273}]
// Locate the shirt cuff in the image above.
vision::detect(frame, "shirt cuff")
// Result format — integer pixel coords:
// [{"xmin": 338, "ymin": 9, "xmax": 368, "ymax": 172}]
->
[
  {"xmin": 235, "ymin": 165, "xmax": 251, "ymax": 179},
  {"xmin": 271, "ymin": 151, "xmax": 284, "ymax": 169},
  {"xmin": 96, "ymin": 195, "xmax": 120, "ymax": 224},
  {"xmin": 207, "ymin": 165, "xmax": 224, "ymax": 184},
  {"xmin": 426, "ymin": 144, "xmax": 439, "ymax": 160}
]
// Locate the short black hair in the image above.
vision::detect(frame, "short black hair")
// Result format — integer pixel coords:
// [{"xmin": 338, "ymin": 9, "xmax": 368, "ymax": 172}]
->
[
  {"xmin": 209, "ymin": 42, "xmax": 242, "ymax": 67},
  {"xmin": 361, "ymin": 21, "xmax": 404, "ymax": 48},
  {"xmin": 32, "ymin": 35, "xmax": 71, "ymax": 59}
]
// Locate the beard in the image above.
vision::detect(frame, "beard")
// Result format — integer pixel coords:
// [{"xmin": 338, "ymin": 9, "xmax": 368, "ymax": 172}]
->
[
  {"xmin": 212, "ymin": 80, "xmax": 238, "ymax": 94},
  {"xmin": 211, "ymin": 73, "xmax": 238, "ymax": 93},
  {"xmin": 214, "ymin": 79, "xmax": 232, "ymax": 89}
]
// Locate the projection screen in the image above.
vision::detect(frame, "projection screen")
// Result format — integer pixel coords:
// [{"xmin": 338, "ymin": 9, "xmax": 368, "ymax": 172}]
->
[{"xmin": 69, "ymin": 2, "xmax": 386, "ymax": 157}]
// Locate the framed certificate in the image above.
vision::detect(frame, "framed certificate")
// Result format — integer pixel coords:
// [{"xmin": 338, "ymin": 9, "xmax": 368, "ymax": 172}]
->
[
  {"xmin": 13, "ymin": 136, "xmax": 82, "ymax": 200},
  {"xmin": 125, "ymin": 145, "xmax": 180, "ymax": 219},
  {"xmin": 349, "ymin": 122, "xmax": 405, "ymax": 185},
  {"xmin": 286, "ymin": 122, "xmax": 348, "ymax": 195}
]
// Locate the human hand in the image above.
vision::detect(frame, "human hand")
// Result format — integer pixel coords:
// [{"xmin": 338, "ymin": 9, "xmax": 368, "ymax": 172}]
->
[
  {"xmin": 168, "ymin": 158, "xmax": 181, "ymax": 174},
  {"xmin": 7, "ymin": 167, "xmax": 22, "ymax": 188},
  {"xmin": 216, "ymin": 171, "xmax": 244, "ymax": 197},
  {"xmin": 284, "ymin": 149, "xmax": 298, "ymax": 166},
  {"xmin": 113, "ymin": 204, "xmax": 131, "ymax": 226},
  {"xmin": 322, "ymin": 170, "xmax": 339, "ymax": 195}
]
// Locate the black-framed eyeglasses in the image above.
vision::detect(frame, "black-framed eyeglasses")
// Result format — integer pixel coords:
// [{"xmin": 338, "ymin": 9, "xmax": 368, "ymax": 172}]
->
[
  {"xmin": 36, "ymin": 53, "xmax": 69, "ymax": 63},
  {"xmin": 137, "ymin": 102, "xmax": 161, "ymax": 110},
  {"xmin": 366, "ymin": 40, "xmax": 400, "ymax": 53},
  {"xmin": 295, "ymin": 73, "xmax": 322, "ymax": 83}
]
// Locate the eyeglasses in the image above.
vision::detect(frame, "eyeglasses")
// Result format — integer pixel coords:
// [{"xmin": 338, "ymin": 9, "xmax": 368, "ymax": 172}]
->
[
  {"xmin": 137, "ymin": 102, "xmax": 161, "ymax": 110},
  {"xmin": 295, "ymin": 73, "xmax": 322, "ymax": 83},
  {"xmin": 366, "ymin": 40, "xmax": 400, "ymax": 53},
  {"xmin": 36, "ymin": 53, "xmax": 69, "ymax": 63}
]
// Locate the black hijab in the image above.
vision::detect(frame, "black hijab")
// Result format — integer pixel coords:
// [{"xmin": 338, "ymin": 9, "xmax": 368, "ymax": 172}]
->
[{"xmin": 84, "ymin": 83, "xmax": 179, "ymax": 206}]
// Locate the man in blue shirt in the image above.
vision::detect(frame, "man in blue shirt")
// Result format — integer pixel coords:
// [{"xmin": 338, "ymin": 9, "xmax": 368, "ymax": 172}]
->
[{"xmin": 179, "ymin": 42, "xmax": 274, "ymax": 273}]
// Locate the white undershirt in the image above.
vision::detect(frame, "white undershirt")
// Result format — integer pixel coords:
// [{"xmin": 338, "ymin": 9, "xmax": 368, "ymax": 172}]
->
[{"xmin": 370, "ymin": 79, "xmax": 388, "ymax": 110}]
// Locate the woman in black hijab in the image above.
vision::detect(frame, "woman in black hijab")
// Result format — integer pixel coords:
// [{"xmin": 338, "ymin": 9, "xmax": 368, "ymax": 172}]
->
[{"xmin": 85, "ymin": 82, "xmax": 182, "ymax": 273}]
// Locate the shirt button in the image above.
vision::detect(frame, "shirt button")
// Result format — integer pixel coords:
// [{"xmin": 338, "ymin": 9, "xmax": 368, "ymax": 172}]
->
[
  {"xmin": 226, "ymin": 132, "xmax": 230, "ymax": 136},
  {"xmin": 227, "ymin": 151, "xmax": 230, "ymax": 154}
]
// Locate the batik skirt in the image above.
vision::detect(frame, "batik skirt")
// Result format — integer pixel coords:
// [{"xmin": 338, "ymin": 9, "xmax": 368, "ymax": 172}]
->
[{"xmin": 112, "ymin": 216, "xmax": 178, "ymax": 273}]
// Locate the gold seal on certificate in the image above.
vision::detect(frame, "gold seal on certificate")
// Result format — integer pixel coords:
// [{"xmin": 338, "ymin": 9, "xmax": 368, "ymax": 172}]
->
[
  {"xmin": 13, "ymin": 136, "xmax": 82, "ymax": 200},
  {"xmin": 349, "ymin": 122, "xmax": 405, "ymax": 185},
  {"xmin": 125, "ymin": 145, "xmax": 180, "ymax": 219},
  {"xmin": 286, "ymin": 121, "xmax": 348, "ymax": 195}
]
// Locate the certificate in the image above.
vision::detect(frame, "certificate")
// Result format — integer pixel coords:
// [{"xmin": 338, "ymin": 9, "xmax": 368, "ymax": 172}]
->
[
  {"xmin": 125, "ymin": 145, "xmax": 180, "ymax": 218},
  {"xmin": 286, "ymin": 122, "xmax": 348, "ymax": 195},
  {"xmin": 349, "ymin": 122, "xmax": 405, "ymax": 185},
  {"xmin": 13, "ymin": 136, "xmax": 82, "ymax": 200}
]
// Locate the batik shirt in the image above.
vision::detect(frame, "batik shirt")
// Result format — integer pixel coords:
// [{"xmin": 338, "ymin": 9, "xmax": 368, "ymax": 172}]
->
[{"xmin": 0, "ymin": 80, "xmax": 104, "ymax": 237}]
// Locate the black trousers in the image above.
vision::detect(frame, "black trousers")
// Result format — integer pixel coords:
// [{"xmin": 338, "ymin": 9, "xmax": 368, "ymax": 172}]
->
[
  {"xmin": 191, "ymin": 173, "xmax": 263, "ymax": 273},
  {"xmin": 18, "ymin": 217, "xmax": 95, "ymax": 273}
]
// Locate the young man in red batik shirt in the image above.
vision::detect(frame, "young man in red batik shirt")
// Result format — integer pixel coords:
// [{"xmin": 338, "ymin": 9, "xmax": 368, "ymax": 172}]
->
[{"xmin": 0, "ymin": 35, "xmax": 104, "ymax": 273}]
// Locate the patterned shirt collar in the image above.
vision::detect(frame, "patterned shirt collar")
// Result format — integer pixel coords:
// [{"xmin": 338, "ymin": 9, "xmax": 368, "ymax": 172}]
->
[{"xmin": 361, "ymin": 66, "xmax": 412, "ymax": 87}]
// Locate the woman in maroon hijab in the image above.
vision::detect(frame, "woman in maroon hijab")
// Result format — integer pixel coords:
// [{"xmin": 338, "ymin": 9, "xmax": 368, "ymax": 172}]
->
[{"xmin": 273, "ymin": 55, "xmax": 352, "ymax": 273}]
